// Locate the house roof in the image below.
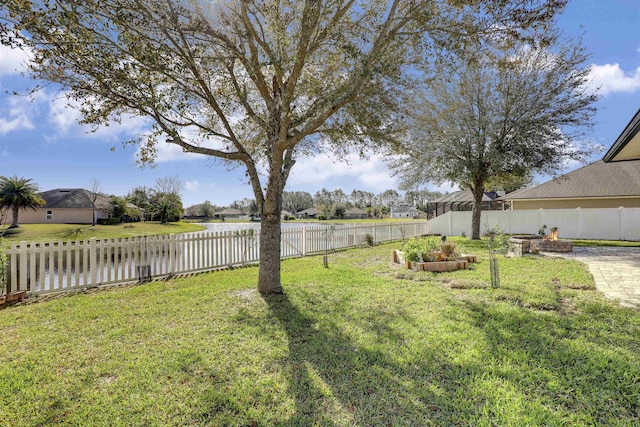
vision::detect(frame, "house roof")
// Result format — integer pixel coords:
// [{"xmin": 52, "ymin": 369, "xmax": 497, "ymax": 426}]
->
[
  {"xmin": 40, "ymin": 188, "xmax": 110, "ymax": 209},
  {"xmin": 218, "ymin": 208, "xmax": 244, "ymax": 215},
  {"xmin": 603, "ymin": 107, "xmax": 640, "ymax": 162},
  {"xmin": 431, "ymin": 191, "xmax": 497, "ymax": 204},
  {"xmin": 502, "ymin": 160, "xmax": 640, "ymax": 200},
  {"xmin": 391, "ymin": 204, "xmax": 420, "ymax": 214},
  {"xmin": 345, "ymin": 207, "xmax": 367, "ymax": 215},
  {"xmin": 296, "ymin": 207, "xmax": 322, "ymax": 216}
]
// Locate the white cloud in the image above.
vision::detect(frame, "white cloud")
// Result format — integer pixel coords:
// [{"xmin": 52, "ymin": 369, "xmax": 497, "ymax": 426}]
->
[
  {"xmin": 587, "ymin": 63, "xmax": 640, "ymax": 95},
  {"xmin": 185, "ymin": 180, "xmax": 200, "ymax": 191},
  {"xmin": 0, "ymin": 94, "xmax": 38, "ymax": 135},
  {"xmin": 47, "ymin": 94, "xmax": 150, "ymax": 141},
  {"xmin": 287, "ymin": 152, "xmax": 397, "ymax": 193},
  {"xmin": 48, "ymin": 95, "xmax": 82, "ymax": 133},
  {"xmin": 0, "ymin": 44, "xmax": 31, "ymax": 77}
]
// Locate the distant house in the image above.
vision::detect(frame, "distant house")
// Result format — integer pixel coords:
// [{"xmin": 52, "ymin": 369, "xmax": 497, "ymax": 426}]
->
[
  {"xmin": 215, "ymin": 208, "xmax": 246, "ymax": 219},
  {"xmin": 2, "ymin": 188, "xmax": 110, "ymax": 224},
  {"xmin": 296, "ymin": 207, "xmax": 322, "ymax": 219},
  {"xmin": 390, "ymin": 204, "xmax": 422, "ymax": 218},
  {"xmin": 344, "ymin": 207, "xmax": 368, "ymax": 219},
  {"xmin": 502, "ymin": 108, "xmax": 640, "ymax": 210}
]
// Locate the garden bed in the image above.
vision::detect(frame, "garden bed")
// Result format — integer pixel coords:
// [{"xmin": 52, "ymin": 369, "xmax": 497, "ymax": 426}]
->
[{"xmin": 393, "ymin": 250, "xmax": 476, "ymax": 272}]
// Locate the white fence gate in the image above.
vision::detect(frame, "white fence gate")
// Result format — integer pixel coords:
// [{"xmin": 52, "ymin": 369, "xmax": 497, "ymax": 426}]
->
[
  {"xmin": 426, "ymin": 208, "xmax": 640, "ymax": 241},
  {"xmin": 5, "ymin": 221, "xmax": 427, "ymax": 296}
]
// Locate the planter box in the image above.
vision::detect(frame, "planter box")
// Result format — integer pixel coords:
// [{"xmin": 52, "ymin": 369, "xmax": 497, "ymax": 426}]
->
[
  {"xmin": 6, "ymin": 290, "xmax": 27, "ymax": 303},
  {"xmin": 393, "ymin": 250, "xmax": 475, "ymax": 272},
  {"xmin": 456, "ymin": 254, "xmax": 477, "ymax": 263},
  {"xmin": 418, "ymin": 261, "xmax": 464, "ymax": 272}
]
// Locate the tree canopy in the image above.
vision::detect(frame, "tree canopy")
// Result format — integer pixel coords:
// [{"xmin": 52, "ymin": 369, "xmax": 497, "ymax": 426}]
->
[
  {"xmin": 1, "ymin": 0, "xmax": 569, "ymax": 292},
  {"xmin": 391, "ymin": 34, "xmax": 598, "ymax": 239}
]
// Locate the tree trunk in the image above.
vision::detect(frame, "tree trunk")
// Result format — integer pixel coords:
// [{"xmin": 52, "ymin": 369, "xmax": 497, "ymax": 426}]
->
[
  {"xmin": 10, "ymin": 205, "xmax": 19, "ymax": 228},
  {"xmin": 258, "ymin": 211, "xmax": 283, "ymax": 294},
  {"xmin": 92, "ymin": 207, "xmax": 96, "ymax": 226},
  {"xmin": 471, "ymin": 182, "xmax": 485, "ymax": 240}
]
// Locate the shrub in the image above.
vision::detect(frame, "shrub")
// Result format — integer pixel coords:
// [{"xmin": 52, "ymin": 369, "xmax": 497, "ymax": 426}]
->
[
  {"xmin": 364, "ymin": 233, "xmax": 375, "ymax": 246},
  {"xmin": 317, "ymin": 215, "xmax": 326, "ymax": 220},
  {"xmin": 403, "ymin": 237, "xmax": 440, "ymax": 262},
  {"xmin": 440, "ymin": 242, "xmax": 459, "ymax": 260}
]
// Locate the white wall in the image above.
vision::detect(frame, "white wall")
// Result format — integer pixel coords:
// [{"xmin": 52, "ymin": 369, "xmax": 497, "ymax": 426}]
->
[{"xmin": 427, "ymin": 208, "xmax": 640, "ymax": 241}]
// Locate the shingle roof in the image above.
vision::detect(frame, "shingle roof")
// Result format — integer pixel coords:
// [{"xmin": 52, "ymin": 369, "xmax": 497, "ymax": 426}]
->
[
  {"xmin": 40, "ymin": 189, "xmax": 110, "ymax": 209},
  {"xmin": 218, "ymin": 208, "xmax": 244, "ymax": 215},
  {"xmin": 431, "ymin": 191, "xmax": 496, "ymax": 203},
  {"xmin": 345, "ymin": 207, "xmax": 367, "ymax": 215},
  {"xmin": 391, "ymin": 205, "xmax": 420, "ymax": 214},
  {"xmin": 502, "ymin": 160, "xmax": 640, "ymax": 200}
]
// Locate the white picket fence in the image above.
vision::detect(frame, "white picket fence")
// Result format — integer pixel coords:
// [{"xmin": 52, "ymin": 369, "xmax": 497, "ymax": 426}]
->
[{"xmin": 5, "ymin": 221, "xmax": 427, "ymax": 296}]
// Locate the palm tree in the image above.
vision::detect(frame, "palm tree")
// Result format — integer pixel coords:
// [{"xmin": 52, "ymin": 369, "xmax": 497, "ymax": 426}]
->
[{"xmin": 0, "ymin": 176, "xmax": 46, "ymax": 228}]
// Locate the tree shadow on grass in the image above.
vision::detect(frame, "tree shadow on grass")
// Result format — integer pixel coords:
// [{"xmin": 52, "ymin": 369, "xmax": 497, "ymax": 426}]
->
[
  {"xmin": 263, "ymin": 291, "xmax": 441, "ymax": 426},
  {"xmin": 452, "ymin": 299, "xmax": 640, "ymax": 425}
]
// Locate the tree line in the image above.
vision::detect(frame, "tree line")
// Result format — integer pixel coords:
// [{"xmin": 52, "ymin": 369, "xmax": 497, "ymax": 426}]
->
[{"xmin": 185, "ymin": 188, "xmax": 444, "ymax": 219}]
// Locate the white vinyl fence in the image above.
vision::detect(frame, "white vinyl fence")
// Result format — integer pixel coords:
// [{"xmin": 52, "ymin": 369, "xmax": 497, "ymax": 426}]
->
[
  {"xmin": 5, "ymin": 221, "xmax": 427, "ymax": 296},
  {"xmin": 426, "ymin": 208, "xmax": 640, "ymax": 241}
]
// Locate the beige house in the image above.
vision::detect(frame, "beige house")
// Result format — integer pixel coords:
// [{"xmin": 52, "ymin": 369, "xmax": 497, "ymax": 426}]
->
[
  {"xmin": 504, "ymin": 108, "xmax": 640, "ymax": 210},
  {"xmin": 344, "ymin": 207, "xmax": 368, "ymax": 219},
  {"xmin": 4, "ymin": 188, "xmax": 110, "ymax": 224}
]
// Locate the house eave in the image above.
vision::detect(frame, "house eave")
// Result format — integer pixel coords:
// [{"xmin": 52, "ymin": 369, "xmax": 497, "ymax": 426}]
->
[
  {"xmin": 603, "ymin": 107, "xmax": 640, "ymax": 162},
  {"xmin": 508, "ymin": 195, "xmax": 640, "ymax": 202}
]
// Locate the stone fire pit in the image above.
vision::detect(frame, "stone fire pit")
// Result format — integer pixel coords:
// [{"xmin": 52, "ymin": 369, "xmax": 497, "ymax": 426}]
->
[{"xmin": 534, "ymin": 239, "xmax": 574, "ymax": 253}]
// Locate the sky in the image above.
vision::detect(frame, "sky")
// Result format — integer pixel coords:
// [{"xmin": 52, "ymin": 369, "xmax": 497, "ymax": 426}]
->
[{"xmin": 0, "ymin": 0, "xmax": 639, "ymax": 208}]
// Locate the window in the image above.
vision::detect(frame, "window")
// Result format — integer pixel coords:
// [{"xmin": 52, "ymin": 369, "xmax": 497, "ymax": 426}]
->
[{"xmin": 46, "ymin": 210, "xmax": 53, "ymax": 221}]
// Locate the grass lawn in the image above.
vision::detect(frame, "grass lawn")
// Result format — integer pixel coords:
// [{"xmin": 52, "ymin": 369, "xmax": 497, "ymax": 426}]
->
[
  {"xmin": 0, "ymin": 221, "xmax": 206, "ymax": 246},
  {"xmin": 0, "ymin": 238, "xmax": 638, "ymax": 426}
]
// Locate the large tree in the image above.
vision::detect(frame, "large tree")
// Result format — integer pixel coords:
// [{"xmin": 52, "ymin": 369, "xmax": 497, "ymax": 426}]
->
[
  {"xmin": 1, "ymin": 0, "xmax": 568, "ymax": 293},
  {"xmin": 0, "ymin": 176, "xmax": 45, "ymax": 228},
  {"xmin": 391, "ymin": 34, "xmax": 598, "ymax": 239}
]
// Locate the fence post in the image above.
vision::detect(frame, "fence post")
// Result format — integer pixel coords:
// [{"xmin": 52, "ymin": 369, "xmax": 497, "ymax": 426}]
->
[
  {"xmin": 169, "ymin": 233, "xmax": 176, "ymax": 276},
  {"xmin": 90, "ymin": 237, "xmax": 97, "ymax": 286},
  {"xmin": 352, "ymin": 224, "xmax": 357, "ymax": 247},
  {"xmin": 226, "ymin": 231, "xmax": 233, "ymax": 266},
  {"xmin": 619, "ymin": 206, "xmax": 624, "ymax": 241},
  {"xmin": 373, "ymin": 222, "xmax": 378, "ymax": 242},
  {"xmin": 576, "ymin": 207, "xmax": 582, "ymax": 239},
  {"xmin": 18, "ymin": 241, "xmax": 27, "ymax": 292},
  {"xmin": 301, "ymin": 227, "xmax": 307, "ymax": 256},
  {"xmin": 9, "ymin": 243, "xmax": 17, "ymax": 294}
]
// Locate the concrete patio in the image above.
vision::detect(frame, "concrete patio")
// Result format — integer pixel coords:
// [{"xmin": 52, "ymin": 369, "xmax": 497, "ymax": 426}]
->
[{"xmin": 542, "ymin": 246, "xmax": 640, "ymax": 309}]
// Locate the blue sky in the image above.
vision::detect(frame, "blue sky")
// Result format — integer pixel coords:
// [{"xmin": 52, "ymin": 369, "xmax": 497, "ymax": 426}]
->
[{"xmin": 1, "ymin": 0, "xmax": 639, "ymax": 207}]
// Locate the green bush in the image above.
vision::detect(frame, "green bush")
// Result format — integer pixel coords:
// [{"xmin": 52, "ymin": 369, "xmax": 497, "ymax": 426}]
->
[
  {"xmin": 364, "ymin": 233, "xmax": 375, "ymax": 246},
  {"xmin": 317, "ymin": 215, "xmax": 326, "ymax": 220},
  {"xmin": 97, "ymin": 218, "xmax": 122, "ymax": 225},
  {"xmin": 403, "ymin": 237, "xmax": 440, "ymax": 262}
]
